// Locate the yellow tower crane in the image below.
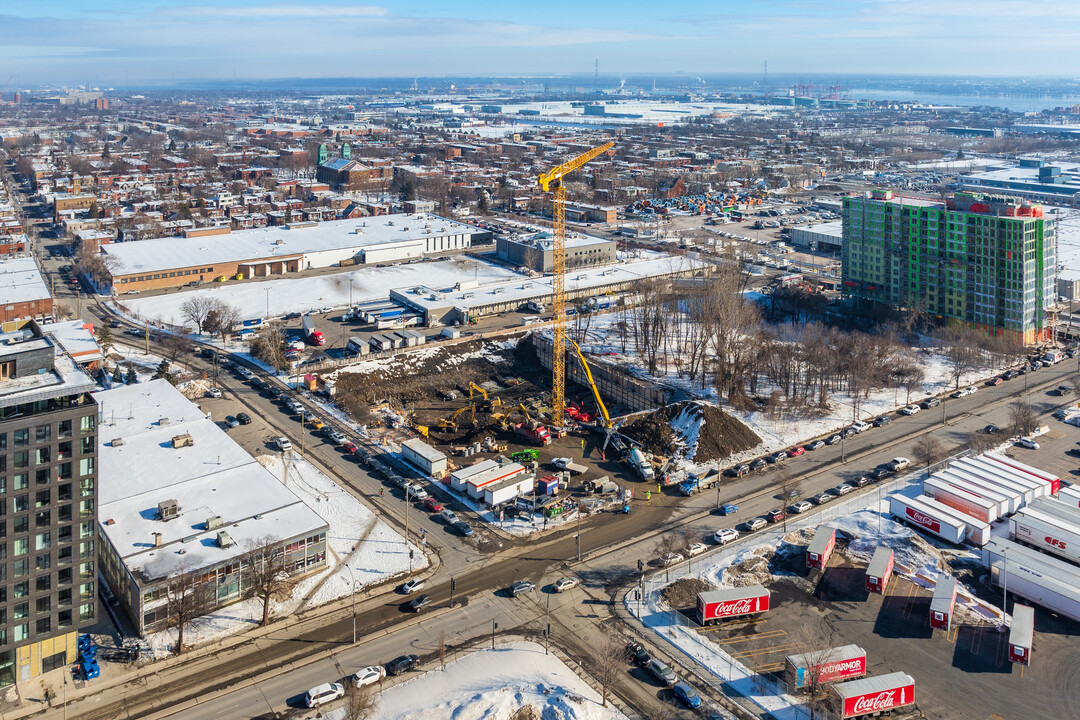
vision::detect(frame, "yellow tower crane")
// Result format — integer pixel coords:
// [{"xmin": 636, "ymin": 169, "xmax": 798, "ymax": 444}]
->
[{"xmin": 537, "ymin": 141, "xmax": 614, "ymax": 427}]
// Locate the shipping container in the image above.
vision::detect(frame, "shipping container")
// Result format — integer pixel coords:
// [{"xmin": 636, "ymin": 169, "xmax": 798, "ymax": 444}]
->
[
  {"xmin": 1057, "ymin": 484, "xmax": 1080, "ymax": 509},
  {"xmin": 929, "ymin": 577, "xmax": 958, "ymax": 631},
  {"xmin": 807, "ymin": 526, "xmax": 836, "ymax": 570},
  {"xmin": 923, "ymin": 476, "xmax": 999, "ymax": 524},
  {"xmin": 828, "ymin": 672, "xmax": 916, "ymax": 720},
  {"xmin": 865, "ymin": 547, "xmax": 894, "ymax": 594},
  {"xmin": 935, "ymin": 469, "xmax": 1013, "ymax": 516},
  {"xmin": 1010, "ymin": 507, "xmax": 1080, "ymax": 565},
  {"xmin": 696, "ymin": 586, "xmax": 770, "ymax": 626},
  {"xmin": 984, "ymin": 452, "xmax": 1060, "ymax": 494},
  {"xmin": 938, "ymin": 467, "xmax": 1023, "ymax": 514},
  {"xmin": 1008, "ymin": 604, "xmax": 1034, "ymax": 665},
  {"xmin": 484, "ymin": 475, "xmax": 534, "ymax": 506},
  {"xmin": 785, "ymin": 644, "xmax": 866, "ymax": 691},
  {"xmin": 1029, "ymin": 496, "xmax": 1080, "ymax": 528},
  {"xmin": 983, "ymin": 537, "xmax": 1080, "ymax": 622},
  {"xmin": 954, "ymin": 457, "xmax": 1042, "ymax": 502},
  {"xmin": 889, "ymin": 494, "xmax": 966, "ymax": 544}
]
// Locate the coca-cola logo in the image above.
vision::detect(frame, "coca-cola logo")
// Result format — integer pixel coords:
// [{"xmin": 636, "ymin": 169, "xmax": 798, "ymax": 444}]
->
[
  {"xmin": 852, "ymin": 691, "xmax": 897, "ymax": 713},
  {"xmin": 1045, "ymin": 536, "xmax": 1067, "ymax": 550},
  {"xmin": 906, "ymin": 507, "xmax": 940, "ymax": 532},
  {"xmin": 717, "ymin": 598, "xmax": 754, "ymax": 615}
]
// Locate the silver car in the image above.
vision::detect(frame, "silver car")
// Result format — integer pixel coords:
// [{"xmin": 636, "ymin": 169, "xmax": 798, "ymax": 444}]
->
[{"xmin": 745, "ymin": 517, "xmax": 767, "ymax": 531}]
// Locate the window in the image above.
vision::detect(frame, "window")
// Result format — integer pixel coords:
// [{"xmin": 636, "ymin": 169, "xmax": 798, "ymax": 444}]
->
[
  {"xmin": 36, "ymin": 597, "xmax": 50, "ymax": 614},
  {"xmin": 58, "ymin": 567, "xmax": 71, "ymax": 585},
  {"xmin": 12, "ymin": 430, "xmax": 27, "ymax": 448},
  {"xmin": 80, "ymin": 523, "xmax": 94, "ymax": 540},
  {"xmin": 35, "ymin": 511, "xmax": 48, "ymax": 528},
  {"xmin": 79, "ymin": 540, "xmax": 93, "ymax": 558},
  {"xmin": 13, "ymin": 623, "xmax": 28, "ymax": 642},
  {"xmin": 58, "ymin": 610, "xmax": 72, "ymax": 628},
  {"xmin": 13, "ymin": 494, "xmax": 27, "ymax": 513},
  {"xmin": 79, "ymin": 561, "xmax": 93, "ymax": 580},
  {"xmin": 58, "ymin": 588, "xmax": 71, "ymax": 606},
  {"xmin": 13, "ymin": 474, "xmax": 27, "ymax": 491},
  {"xmin": 35, "ymin": 490, "xmax": 49, "ymax": 508},
  {"xmin": 79, "ymin": 603, "xmax": 93, "ymax": 622},
  {"xmin": 12, "ymin": 452, "xmax": 27, "ymax": 470},
  {"xmin": 35, "ymin": 554, "xmax": 50, "ymax": 572},
  {"xmin": 34, "ymin": 425, "xmax": 50, "ymax": 444},
  {"xmin": 12, "ymin": 603, "xmax": 28, "ymax": 620},
  {"xmin": 35, "ymin": 469, "xmax": 48, "ymax": 485},
  {"xmin": 58, "ymin": 483, "xmax": 71, "ymax": 501},
  {"xmin": 35, "ymin": 618, "xmax": 50, "ymax": 635},
  {"xmin": 12, "ymin": 516, "xmax": 26, "ymax": 534},
  {"xmin": 58, "ymin": 420, "xmax": 71, "ymax": 438},
  {"xmin": 36, "ymin": 575, "xmax": 50, "ymax": 592},
  {"xmin": 80, "ymin": 416, "xmax": 95, "ymax": 434},
  {"xmin": 35, "ymin": 532, "xmax": 50, "ymax": 551},
  {"xmin": 13, "ymin": 559, "xmax": 27, "ymax": 577},
  {"xmin": 79, "ymin": 499, "xmax": 94, "ymax": 518},
  {"xmin": 80, "ymin": 436, "xmax": 94, "ymax": 455},
  {"xmin": 79, "ymin": 582, "xmax": 93, "ymax": 602},
  {"xmin": 13, "ymin": 539, "xmax": 27, "ymax": 557},
  {"xmin": 13, "ymin": 581, "xmax": 28, "ymax": 598},
  {"xmin": 58, "ymin": 505, "xmax": 71, "ymax": 523},
  {"xmin": 79, "ymin": 458, "xmax": 94, "ymax": 477}
]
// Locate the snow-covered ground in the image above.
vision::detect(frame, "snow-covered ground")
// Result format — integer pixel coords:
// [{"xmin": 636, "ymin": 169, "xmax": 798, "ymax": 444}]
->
[
  {"xmin": 144, "ymin": 453, "xmax": 426, "ymax": 655},
  {"xmin": 324, "ymin": 641, "xmax": 627, "ymax": 720},
  {"xmin": 627, "ymin": 481, "xmax": 1008, "ymax": 720},
  {"xmin": 113, "ymin": 257, "xmax": 523, "ymax": 325}
]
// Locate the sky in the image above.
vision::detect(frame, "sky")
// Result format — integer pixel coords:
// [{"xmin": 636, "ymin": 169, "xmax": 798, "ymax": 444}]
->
[{"xmin": 4, "ymin": 0, "xmax": 1080, "ymax": 85}]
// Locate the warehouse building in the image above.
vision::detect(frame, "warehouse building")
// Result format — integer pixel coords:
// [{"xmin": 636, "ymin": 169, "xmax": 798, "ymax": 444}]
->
[
  {"xmin": 101, "ymin": 214, "xmax": 491, "ymax": 293},
  {"xmin": 0, "ymin": 257, "xmax": 53, "ymax": 329},
  {"xmin": 496, "ymin": 233, "xmax": 617, "ymax": 272},
  {"xmin": 959, "ymin": 158, "xmax": 1080, "ymax": 208},
  {"xmin": 96, "ymin": 380, "xmax": 329, "ymax": 635},
  {"xmin": 790, "ymin": 221, "xmax": 842, "ymax": 253}
]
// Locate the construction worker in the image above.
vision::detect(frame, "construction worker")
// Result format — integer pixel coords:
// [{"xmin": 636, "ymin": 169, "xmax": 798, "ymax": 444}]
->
[
  {"xmin": 646, "ymin": 490, "xmax": 651, "ymax": 501},
  {"xmin": 657, "ymin": 483, "xmax": 661, "ymax": 495},
  {"xmin": 378, "ymin": 486, "xmax": 384, "ymax": 498},
  {"xmin": 580, "ymin": 439, "xmax": 585, "ymax": 450}
]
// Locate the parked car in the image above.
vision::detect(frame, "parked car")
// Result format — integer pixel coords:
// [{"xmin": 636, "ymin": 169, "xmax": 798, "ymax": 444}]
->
[
  {"xmin": 718, "ymin": 503, "xmax": 738, "ymax": 516},
  {"xmin": 987, "ymin": 377, "xmax": 1004, "ymax": 386},
  {"xmin": 952, "ymin": 386, "xmax": 977, "ymax": 398},
  {"xmin": 223, "ymin": 415, "xmax": 240, "ymax": 429},
  {"xmin": 625, "ymin": 641, "xmax": 650, "ymax": 666},
  {"xmin": 806, "ymin": 440, "xmax": 825, "ymax": 451},
  {"xmin": 1017, "ymin": 437, "xmax": 1040, "ymax": 450},
  {"xmin": 352, "ymin": 665, "xmax": 386, "ymax": 688},
  {"xmin": 852, "ymin": 420, "xmax": 871, "ymax": 433},
  {"xmin": 405, "ymin": 483, "xmax": 429, "ymax": 501},
  {"xmin": 687, "ymin": 542, "xmax": 708, "ymax": 557},
  {"xmin": 899, "ymin": 404, "xmax": 920, "ymax": 415},
  {"xmin": 205, "ymin": 387, "xmax": 223, "ymax": 398},
  {"xmin": 870, "ymin": 467, "xmax": 892, "ymax": 481},
  {"xmin": 786, "ymin": 446, "xmax": 805, "ymax": 457},
  {"xmin": 749, "ymin": 458, "xmax": 768, "ymax": 470},
  {"xmin": 236, "ymin": 412, "xmax": 252, "ymax": 425},
  {"xmin": 920, "ymin": 397, "xmax": 941, "ymax": 409},
  {"xmin": 647, "ymin": 658, "xmax": 677, "ymax": 686},
  {"xmin": 714, "ymin": 527, "xmax": 740, "ymax": 544},
  {"xmin": 833, "ymin": 483, "xmax": 854, "ymax": 495},
  {"xmin": 423, "ymin": 497, "xmax": 443, "ymax": 513},
  {"xmin": 728, "ymin": 464, "xmax": 750, "ymax": 477},
  {"xmin": 768, "ymin": 451, "xmax": 787, "ymax": 464},
  {"xmin": 452, "ymin": 520, "xmax": 474, "ymax": 537},
  {"xmin": 825, "ymin": 434, "xmax": 842, "ymax": 445},
  {"xmin": 272, "ymin": 436, "xmax": 293, "ymax": 451},
  {"xmin": 673, "ymin": 681, "xmax": 702, "ymax": 710},
  {"xmin": 439, "ymin": 509, "xmax": 459, "ymax": 525},
  {"xmin": 872, "ymin": 415, "xmax": 892, "ymax": 426},
  {"xmin": 509, "ymin": 580, "xmax": 536, "ymax": 596},
  {"xmin": 305, "ymin": 682, "xmax": 345, "ymax": 708},
  {"xmin": 340, "ymin": 442, "xmax": 358, "ymax": 454},
  {"xmin": 790, "ymin": 500, "xmax": 813, "ymax": 514},
  {"xmin": 766, "ymin": 508, "xmax": 787, "ymax": 523},
  {"xmin": 409, "ymin": 594, "xmax": 431, "ymax": 612},
  {"xmin": 812, "ymin": 492, "xmax": 833, "ymax": 505},
  {"xmin": 400, "ymin": 578, "xmax": 424, "ymax": 594},
  {"xmin": 841, "ymin": 427, "xmax": 858, "ymax": 439},
  {"xmin": 745, "ymin": 517, "xmax": 768, "ymax": 531},
  {"xmin": 853, "ymin": 475, "xmax": 872, "ymax": 487},
  {"xmin": 386, "ymin": 654, "xmax": 419, "ymax": 676},
  {"xmin": 1003, "ymin": 370, "xmax": 1019, "ymax": 380},
  {"xmin": 553, "ymin": 577, "xmax": 578, "ymax": 593},
  {"xmin": 660, "ymin": 552, "xmax": 684, "ymax": 566}
]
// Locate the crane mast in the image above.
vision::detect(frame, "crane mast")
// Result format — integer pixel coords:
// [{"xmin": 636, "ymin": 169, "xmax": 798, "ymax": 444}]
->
[{"xmin": 537, "ymin": 141, "xmax": 613, "ymax": 427}]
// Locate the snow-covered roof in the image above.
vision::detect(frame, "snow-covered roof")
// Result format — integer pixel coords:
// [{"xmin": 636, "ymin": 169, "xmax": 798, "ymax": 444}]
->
[
  {"xmin": 102, "ymin": 213, "xmax": 486, "ymax": 277},
  {"xmin": 0, "ymin": 257, "xmax": 50, "ymax": 305},
  {"xmin": 42, "ymin": 319, "xmax": 102, "ymax": 363},
  {"xmin": 97, "ymin": 380, "xmax": 328, "ymax": 585}
]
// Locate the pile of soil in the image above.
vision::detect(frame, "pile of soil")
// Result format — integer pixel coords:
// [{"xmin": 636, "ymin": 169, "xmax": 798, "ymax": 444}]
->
[
  {"xmin": 621, "ymin": 400, "xmax": 761, "ymax": 462},
  {"xmin": 725, "ymin": 549, "xmax": 776, "ymax": 587},
  {"xmin": 661, "ymin": 577, "xmax": 716, "ymax": 609}
]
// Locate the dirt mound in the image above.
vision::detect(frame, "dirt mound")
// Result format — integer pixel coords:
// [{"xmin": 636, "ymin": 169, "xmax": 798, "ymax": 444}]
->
[
  {"xmin": 621, "ymin": 400, "xmax": 761, "ymax": 462},
  {"xmin": 661, "ymin": 577, "xmax": 716, "ymax": 609}
]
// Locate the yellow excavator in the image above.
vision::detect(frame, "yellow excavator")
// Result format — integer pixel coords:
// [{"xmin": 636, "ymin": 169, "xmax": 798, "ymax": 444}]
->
[
  {"xmin": 468, "ymin": 381, "xmax": 502, "ymax": 411},
  {"xmin": 435, "ymin": 404, "xmax": 471, "ymax": 431}
]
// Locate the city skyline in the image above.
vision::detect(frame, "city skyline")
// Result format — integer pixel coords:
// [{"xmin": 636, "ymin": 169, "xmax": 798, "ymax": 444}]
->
[{"xmin": 5, "ymin": 0, "xmax": 1080, "ymax": 84}]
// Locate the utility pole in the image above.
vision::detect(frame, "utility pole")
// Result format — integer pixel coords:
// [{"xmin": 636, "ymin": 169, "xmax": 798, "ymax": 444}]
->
[
  {"xmin": 491, "ymin": 619, "xmax": 498, "ymax": 650},
  {"xmin": 544, "ymin": 590, "xmax": 551, "ymax": 655}
]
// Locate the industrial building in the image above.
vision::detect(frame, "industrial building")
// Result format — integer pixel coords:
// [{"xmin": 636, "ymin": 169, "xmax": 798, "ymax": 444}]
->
[
  {"xmin": 790, "ymin": 221, "xmax": 842, "ymax": 253},
  {"xmin": 842, "ymin": 190, "xmax": 1057, "ymax": 345},
  {"xmin": 0, "ymin": 321, "xmax": 98, "ymax": 685},
  {"xmin": 96, "ymin": 380, "xmax": 329, "ymax": 635},
  {"xmin": 0, "ymin": 258, "xmax": 53, "ymax": 329},
  {"xmin": 101, "ymin": 214, "xmax": 491, "ymax": 293},
  {"xmin": 959, "ymin": 158, "xmax": 1080, "ymax": 208},
  {"xmin": 495, "ymin": 233, "xmax": 617, "ymax": 272}
]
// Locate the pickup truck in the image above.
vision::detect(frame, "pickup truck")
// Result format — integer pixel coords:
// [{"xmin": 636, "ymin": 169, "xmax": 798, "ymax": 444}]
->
[{"xmin": 551, "ymin": 457, "xmax": 588, "ymax": 475}]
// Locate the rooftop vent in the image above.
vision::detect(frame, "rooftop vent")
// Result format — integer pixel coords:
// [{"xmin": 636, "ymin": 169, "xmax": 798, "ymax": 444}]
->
[
  {"xmin": 172, "ymin": 433, "xmax": 194, "ymax": 449},
  {"xmin": 205, "ymin": 515, "xmax": 223, "ymax": 531},
  {"xmin": 152, "ymin": 532, "xmax": 162, "ymax": 547},
  {"xmin": 216, "ymin": 531, "xmax": 233, "ymax": 548},
  {"xmin": 158, "ymin": 417, "xmax": 171, "ymax": 426},
  {"xmin": 158, "ymin": 499, "xmax": 179, "ymax": 521},
  {"xmin": 111, "ymin": 438, "xmax": 124, "ymax": 447}
]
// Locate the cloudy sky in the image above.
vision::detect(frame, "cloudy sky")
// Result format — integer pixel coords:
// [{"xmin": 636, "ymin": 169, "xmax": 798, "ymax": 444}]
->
[{"xmin": 4, "ymin": 0, "xmax": 1080, "ymax": 85}]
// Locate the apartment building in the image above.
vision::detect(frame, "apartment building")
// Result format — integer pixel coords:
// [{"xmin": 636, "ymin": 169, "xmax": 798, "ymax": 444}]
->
[
  {"xmin": 0, "ymin": 321, "xmax": 98, "ymax": 685},
  {"xmin": 842, "ymin": 190, "xmax": 1057, "ymax": 345}
]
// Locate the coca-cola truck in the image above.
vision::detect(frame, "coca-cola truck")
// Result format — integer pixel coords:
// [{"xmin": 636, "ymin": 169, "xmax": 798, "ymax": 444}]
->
[
  {"xmin": 864, "ymin": 547, "xmax": 894, "ymax": 594},
  {"xmin": 806, "ymin": 526, "xmax": 836, "ymax": 570},
  {"xmin": 828, "ymin": 672, "xmax": 915, "ymax": 720},
  {"xmin": 696, "ymin": 586, "xmax": 770, "ymax": 626},
  {"xmin": 929, "ymin": 577, "xmax": 957, "ymax": 631},
  {"xmin": 785, "ymin": 644, "xmax": 866, "ymax": 691},
  {"xmin": 1008, "ymin": 604, "xmax": 1034, "ymax": 665}
]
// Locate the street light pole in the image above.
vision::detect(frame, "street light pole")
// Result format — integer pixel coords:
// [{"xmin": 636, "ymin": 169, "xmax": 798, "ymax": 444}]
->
[
  {"xmin": 544, "ymin": 590, "xmax": 551, "ymax": 655},
  {"xmin": 491, "ymin": 619, "xmax": 498, "ymax": 650}
]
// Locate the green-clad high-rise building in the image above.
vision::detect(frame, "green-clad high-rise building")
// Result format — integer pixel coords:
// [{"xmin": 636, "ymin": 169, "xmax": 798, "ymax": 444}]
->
[{"xmin": 842, "ymin": 190, "xmax": 1057, "ymax": 345}]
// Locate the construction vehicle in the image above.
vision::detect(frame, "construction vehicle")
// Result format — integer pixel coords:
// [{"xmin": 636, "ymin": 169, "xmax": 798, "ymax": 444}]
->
[
  {"xmin": 551, "ymin": 457, "xmax": 588, "ymax": 475},
  {"xmin": 628, "ymin": 447, "xmax": 655, "ymax": 481},
  {"xmin": 537, "ymin": 141, "xmax": 615, "ymax": 427},
  {"xmin": 514, "ymin": 422, "xmax": 551, "ymax": 446},
  {"xmin": 584, "ymin": 476, "xmax": 619, "ymax": 495},
  {"xmin": 511, "ymin": 449, "xmax": 539, "ymax": 463},
  {"xmin": 435, "ymin": 405, "xmax": 471, "ymax": 431},
  {"xmin": 468, "ymin": 382, "xmax": 502, "ymax": 411}
]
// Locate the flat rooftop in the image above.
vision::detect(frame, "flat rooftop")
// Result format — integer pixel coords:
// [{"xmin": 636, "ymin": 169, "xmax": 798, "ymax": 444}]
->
[
  {"xmin": 0, "ymin": 257, "xmax": 51, "ymax": 305},
  {"xmin": 102, "ymin": 213, "xmax": 486, "ymax": 276},
  {"xmin": 97, "ymin": 380, "xmax": 328, "ymax": 584},
  {"xmin": 0, "ymin": 332, "xmax": 95, "ymax": 407}
]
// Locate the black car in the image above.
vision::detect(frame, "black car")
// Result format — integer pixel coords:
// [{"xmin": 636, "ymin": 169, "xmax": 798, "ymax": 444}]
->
[
  {"xmin": 872, "ymin": 415, "xmax": 892, "ymax": 427},
  {"xmin": 236, "ymin": 412, "xmax": 252, "ymax": 425},
  {"xmin": 985, "ymin": 424, "xmax": 999, "ymax": 434},
  {"xmin": 452, "ymin": 520, "xmax": 474, "ymax": 537},
  {"xmin": 870, "ymin": 467, "xmax": 892, "ymax": 480},
  {"xmin": 920, "ymin": 397, "xmax": 941, "ymax": 409},
  {"xmin": 386, "ymin": 654, "xmax": 420, "ymax": 676},
  {"xmin": 727, "ymin": 464, "xmax": 751, "ymax": 478},
  {"xmin": 1002, "ymin": 370, "xmax": 1019, "ymax": 380},
  {"xmin": 409, "ymin": 594, "xmax": 431, "ymax": 613},
  {"xmin": 200, "ymin": 348, "xmax": 215, "ymax": 359},
  {"xmin": 852, "ymin": 475, "xmax": 871, "ymax": 487},
  {"xmin": 749, "ymin": 458, "xmax": 768, "ymax": 471},
  {"xmin": 625, "ymin": 641, "xmax": 650, "ymax": 666}
]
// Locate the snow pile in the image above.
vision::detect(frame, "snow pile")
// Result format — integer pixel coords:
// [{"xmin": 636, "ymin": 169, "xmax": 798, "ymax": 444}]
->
[
  {"xmin": 670, "ymin": 403, "xmax": 702, "ymax": 457},
  {"xmin": 828, "ymin": 508, "xmax": 942, "ymax": 578},
  {"xmin": 326, "ymin": 641, "xmax": 627, "ymax": 720},
  {"xmin": 144, "ymin": 453, "xmax": 424, "ymax": 655}
]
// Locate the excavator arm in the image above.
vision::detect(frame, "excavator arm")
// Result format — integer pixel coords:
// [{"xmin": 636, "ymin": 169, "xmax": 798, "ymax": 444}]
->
[{"xmin": 568, "ymin": 339, "xmax": 612, "ymax": 429}]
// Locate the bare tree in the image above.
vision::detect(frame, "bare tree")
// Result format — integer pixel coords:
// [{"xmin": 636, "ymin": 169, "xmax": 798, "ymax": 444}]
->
[
  {"xmin": 792, "ymin": 625, "xmax": 840, "ymax": 720},
  {"xmin": 967, "ymin": 430, "xmax": 998, "ymax": 455},
  {"xmin": 205, "ymin": 300, "xmax": 241, "ymax": 342},
  {"xmin": 243, "ymin": 535, "xmax": 289, "ymax": 626},
  {"xmin": 342, "ymin": 681, "xmax": 379, "ymax": 720},
  {"xmin": 912, "ymin": 434, "xmax": 944, "ymax": 473},
  {"xmin": 774, "ymin": 468, "xmax": 800, "ymax": 523},
  {"xmin": 159, "ymin": 332, "xmax": 194, "ymax": 363},
  {"xmin": 1069, "ymin": 373, "xmax": 1080, "ymax": 398},
  {"xmin": 941, "ymin": 327, "xmax": 984, "ymax": 390},
  {"xmin": 180, "ymin": 296, "xmax": 216, "ymax": 334},
  {"xmin": 588, "ymin": 629, "xmax": 623, "ymax": 708},
  {"xmin": 1008, "ymin": 399, "xmax": 1038, "ymax": 438},
  {"xmin": 250, "ymin": 324, "xmax": 286, "ymax": 370},
  {"xmin": 164, "ymin": 566, "xmax": 214, "ymax": 655}
]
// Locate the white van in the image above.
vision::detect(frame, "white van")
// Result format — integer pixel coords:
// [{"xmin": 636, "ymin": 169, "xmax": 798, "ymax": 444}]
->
[{"xmin": 305, "ymin": 682, "xmax": 344, "ymax": 708}]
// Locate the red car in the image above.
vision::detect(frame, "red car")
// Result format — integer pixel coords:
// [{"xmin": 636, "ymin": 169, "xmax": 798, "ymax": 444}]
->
[
  {"xmin": 987, "ymin": 377, "xmax": 1004, "ymax": 386},
  {"xmin": 423, "ymin": 497, "xmax": 443, "ymax": 513},
  {"xmin": 340, "ymin": 442, "xmax": 357, "ymax": 454},
  {"xmin": 766, "ymin": 508, "xmax": 787, "ymax": 523},
  {"xmin": 786, "ymin": 446, "xmax": 805, "ymax": 457}
]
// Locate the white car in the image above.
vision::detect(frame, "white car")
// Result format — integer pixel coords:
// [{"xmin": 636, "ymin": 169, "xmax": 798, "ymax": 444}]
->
[
  {"xmin": 852, "ymin": 420, "xmax": 871, "ymax": 433},
  {"xmin": 401, "ymin": 577, "xmax": 425, "ymax": 594},
  {"xmin": 900, "ymin": 404, "xmax": 920, "ymax": 415},
  {"xmin": 553, "ymin": 577, "xmax": 578, "ymax": 593},
  {"xmin": 1017, "ymin": 437, "xmax": 1040, "ymax": 449},
  {"xmin": 272, "ymin": 437, "xmax": 293, "ymax": 452},
  {"xmin": 405, "ymin": 483, "xmax": 429, "ymax": 500},
  {"xmin": 952, "ymin": 386, "xmax": 977, "ymax": 398},
  {"xmin": 661, "ymin": 552, "xmax": 684, "ymax": 567},
  {"xmin": 714, "ymin": 528, "xmax": 740, "ymax": 545},
  {"xmin": 687, "ymin": 542, "xmax": 708, "ymax": 557},
  {"xmin": 352, "ymin": 665, "xmax": 386, "ymax": 688},
  {"xmin": 833, "ymin": 483, "xmax": 854, "ymax": 496},
  {"xmin": 790, "ymin": 500, "xmax": 813, "ymax": 514},
  {"xmin": 305, "ymin": 682, "xmax": 345, "ymax": 708},
  {"xmin": 745, "ymin": 517, "xmax": 768, "ymax": 531},
  {"xmin": 889, "ymin": 457, "xmax": 911, "ymax": 471},
  {"xmin": 205, "ymin": 387, "xmax": 223, "ymax": 399}
]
